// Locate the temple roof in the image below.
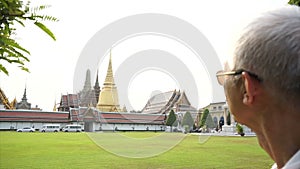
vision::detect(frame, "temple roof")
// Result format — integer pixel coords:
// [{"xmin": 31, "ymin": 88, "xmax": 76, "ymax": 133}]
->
[
  {"xmin": 148, "ymin": 91, "xmax": 174, "ymax": 105},
  {"xmin": 16, "ymin": 88, "xmax": 31, "ymax": 110},
  {"xmin": 69, "ymin": 107, "xmax": 165, "ymax": 125},
  {"xmin": 57, "ymin": 94, "xmax": 79, "ymax": 112},
  {"xmin": 0, "ymin": 109, "xmax": 69, "ymax": 122},
  {"xmin": 0, "ymin": 88, "xmax": 14, "ymax": 109},
  {"xmin": 142, "ymin": 90, "xmax": 197, "ymax": 114}
]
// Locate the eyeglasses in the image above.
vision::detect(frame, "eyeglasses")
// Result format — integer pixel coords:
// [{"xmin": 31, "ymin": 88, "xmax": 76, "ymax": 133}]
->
[{"xmin": 216, "ymin": 69, "xmax": 262, "ymax": 86}]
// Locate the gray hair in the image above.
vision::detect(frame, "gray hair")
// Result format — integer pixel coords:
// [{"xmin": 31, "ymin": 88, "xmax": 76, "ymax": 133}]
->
[{"xmin": 234, "ymin": 5, "xmax": 300, "ymax": 102}]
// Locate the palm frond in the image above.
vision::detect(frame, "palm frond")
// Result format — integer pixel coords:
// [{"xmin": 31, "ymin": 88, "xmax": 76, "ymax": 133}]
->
[
  {"xmin": 0, "ymin": 64, "xmax": 9, "ymax": 75},
  {"xmin": 31, "ymin": 5, "xmax": 51, "ymax": 13},
  {"xmin": 2, "ymin": 38, "xmax": 30, "ymax": 55},
  {"xmin": 0, "ymin": 0, "xmax": 9, "ymax": 9},
  {"xmin": 34, "ymin": 21, "xmax": 56, "ymax": 40},
  {"xmin": 2, "ymin": 47, "xmax": 30, "ymax": 63},
  {"xmin": 19, "ymin": 65, "xmax": 30, "ymax": 73},
  {"xmin": 14, "ymin": 18, "xmax": 25, "ymax": 27},
  {"xmin": 42, "ymin": 15, "xmax": 59, "ymax": 22},
  {"xmin": 6, "ymin": 46, "xmax": 30, "ymax": 62}
]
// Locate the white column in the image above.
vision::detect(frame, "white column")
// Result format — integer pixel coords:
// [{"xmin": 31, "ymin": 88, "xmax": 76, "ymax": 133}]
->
[{"xmin": 223, "ymin": 103, "xmax": 228, "ymax": 125}]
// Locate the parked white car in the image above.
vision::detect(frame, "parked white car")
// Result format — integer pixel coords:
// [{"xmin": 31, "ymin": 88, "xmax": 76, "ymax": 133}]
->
[
  {"xmin": 62, "ymin": 125, "xmax": 82, "ymax": 132},
  {"xmin": 40, "ymin": 124, "xmax": 60, "ymax": 132},
  {"xmin": 17, "ymin": 127, "xmax": 35, "ymax": 132}
]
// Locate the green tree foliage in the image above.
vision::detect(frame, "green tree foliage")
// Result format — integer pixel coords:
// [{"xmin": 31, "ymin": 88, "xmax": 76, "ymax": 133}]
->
[
  {"xmin": 0, "ymin": 0, "xmax": 58, "ymax": 75},
  {"xmin": 199, "ymin": 109, "xmax": 209, "ymax": 128},
  {"xmin": 288, "ymin": 0, "xmax": 300, "ymax": 6},
  {"xmin": 172, "ymin": 118, "xmax": 178, "ymax": 127},
  {"xmin": 236, "ymin": 123, "xmax": 245, "ymax": 137},
  {"xmin": 226, "ymin": 111, "xmax": 231, "ymax": 125},
  {"xmin": 205, "ymin": 113, "xmax": 215, "ymax": 129},
  {"xmin": 166, "ymin": 110, "xmax": 176, "ymax": 131},
  {"xmin": 181, "ymin": 111, "xmax": 194, "ymax": 129}
]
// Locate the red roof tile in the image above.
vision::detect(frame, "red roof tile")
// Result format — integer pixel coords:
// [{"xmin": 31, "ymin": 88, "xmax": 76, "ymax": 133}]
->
[{"xmin": 0, "ymin": 110, "xmax": 69, "ymax": 122}]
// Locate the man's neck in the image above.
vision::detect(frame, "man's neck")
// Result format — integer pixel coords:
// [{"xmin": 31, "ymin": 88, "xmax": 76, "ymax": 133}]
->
[{"xmin": 257, "ymin": 106, "xmax": 300, "ymax": 168}]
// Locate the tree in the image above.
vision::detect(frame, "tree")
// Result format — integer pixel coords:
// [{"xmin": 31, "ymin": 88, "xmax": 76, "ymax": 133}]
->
[
  {"xmin": 236, "ymin": 123, "xmax": 245, "ymax": 137},
  {"xmin": 172, "ymin": 118, "xmax": 178, "ymax": 127},
  {"xmin": 199, "ymin": 109, "xmax": 209, "ymax": 128},
  {"xmin": 165, "ymin": 110, "xmax": 176, "ymax": 132},
  {"xmin": 181, "ymin": 111, "xmax": 194, "ymax": 131},
  {"xmin": 0, "ymin": 0, "xmax": 58, "ymax": 75},
  {"xmin": 226, "ymin": 111, "xmax": 231, "ymax": 125},
  {"xmin": 288, "ymin": 0, "xmax": 300, "ymax": 6},
  {"xmin": 205, "ymin": 113, "xmax": 215, "ymax": 129}
]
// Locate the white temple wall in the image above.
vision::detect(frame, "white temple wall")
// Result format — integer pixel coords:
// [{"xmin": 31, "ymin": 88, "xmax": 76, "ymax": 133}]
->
[
  {"xmin": 100, "ymin": 123, "xmax": 164, "ymax": 131},
  {"xmin": 0, "ymin": 122, "xmax": 68, "ymax": 131}
]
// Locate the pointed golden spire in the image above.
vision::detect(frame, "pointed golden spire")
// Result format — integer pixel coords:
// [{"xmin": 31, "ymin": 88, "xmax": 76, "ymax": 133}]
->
[
  {"xmin": 103, "ymin": 49, "xmax": 115, "ymax": 85},
  {"xmin": 97, "ymin": 49, "xmax": 120, "ymax": 112}
]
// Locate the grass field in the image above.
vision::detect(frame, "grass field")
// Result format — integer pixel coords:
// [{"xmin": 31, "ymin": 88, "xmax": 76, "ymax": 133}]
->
[{"xmin": 0, "ymin": 132, "xmax": 273, "ymax": 169}]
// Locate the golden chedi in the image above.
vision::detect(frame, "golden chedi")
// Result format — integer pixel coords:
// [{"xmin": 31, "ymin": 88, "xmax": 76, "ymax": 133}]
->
[{"xmin": 96, "ymin": 52, "xmax": 120, "ymax": 112}]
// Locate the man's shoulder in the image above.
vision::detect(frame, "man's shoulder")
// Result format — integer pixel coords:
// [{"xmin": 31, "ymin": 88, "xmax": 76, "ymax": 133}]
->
[{"xmin": 282, "ymin": 150, "xmax": 300, "ymax": 169}]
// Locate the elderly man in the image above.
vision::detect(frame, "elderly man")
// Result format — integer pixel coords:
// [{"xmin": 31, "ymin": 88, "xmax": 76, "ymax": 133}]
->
[{"xmin": 216, "ymin": 5, "xmax": 300, "ymax": 169}]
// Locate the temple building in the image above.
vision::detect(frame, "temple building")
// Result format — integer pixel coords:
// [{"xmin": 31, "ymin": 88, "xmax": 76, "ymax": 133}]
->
[
  {"xmin": 1, "ymin": 87, "xmax": 42, "ymax": 110},
  {"xmin": 58, "ymin": 51, "xmax": 121, "ymax": 112},
  {"xmin": 96, "ymin": 53, "xmax": 121, "ymax": 112},
  {"xmin": 141, "ymin": 90, "xmax": 198, "ymax": 131},
  {"xmin": 16, "ymin": 88, "xmax": 31, "ymax": 110},
  {"xmin": 58, "ymin": 69, "xmax": 101, "ymax": 111},
  {"xmin": 142, "ymin": 90, "xmax": 197, "ymax": 115},
  {"xmin": 78, "ymin": 69, "xmax": 100, "ymax": 107},
  {"xmin": 57, "ymin": 94, "xmax": 79, "ymax": 112}
]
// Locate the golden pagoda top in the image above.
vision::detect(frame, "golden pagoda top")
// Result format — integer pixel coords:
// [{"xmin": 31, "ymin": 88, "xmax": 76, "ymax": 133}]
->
[
  {"xmin": 103, "ymin": 50, "xmax": 115, "ymax": 86},
  {"xmin": 97, "ymin": 49, "xmax": 120, "ymax": 112}
]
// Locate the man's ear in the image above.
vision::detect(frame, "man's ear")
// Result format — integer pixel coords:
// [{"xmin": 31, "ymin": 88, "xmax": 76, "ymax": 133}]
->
[{"xmin": 242, "ymin": 72, "xmax": 258, "ymax": 106}]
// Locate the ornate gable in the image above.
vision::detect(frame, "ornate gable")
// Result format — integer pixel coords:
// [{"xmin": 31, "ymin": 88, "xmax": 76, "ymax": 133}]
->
[
  {"xmin": 0, "ymin": 88, "xmax": 13, "ymax": 109},
  {"xmin": 178, "ymin": 92, "xmax": 191, "ymax": 106}
]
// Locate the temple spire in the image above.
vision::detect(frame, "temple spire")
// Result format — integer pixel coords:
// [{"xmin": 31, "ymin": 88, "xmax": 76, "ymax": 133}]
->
[
  {"xmin": 104, "ymin": 50, "xmax": 115, "ymax": 85},
  {"xmin": 94, "ymin": 69, "xmax": 100, "ymax": 103},
  {"xmin": 78, "ymin": 69, "xmax": 99, "ymax": 107},
  {"xmin": 94, "ymin": 70, "xmax": 100, "ymax": 88},
  {"xmin": 16, "ymin": 86, "xmax": 31, "ymax": 109},
  {"xmin": 97, "ymin": 49, "xmax": 120, "ymax": 112},
  {"xmin": 83, "ymin": 69, "xmax": 92, "ymax": 92},
  {"xmin": 22, "ymin": 87, "xmax": 27, "ymax": 101}
]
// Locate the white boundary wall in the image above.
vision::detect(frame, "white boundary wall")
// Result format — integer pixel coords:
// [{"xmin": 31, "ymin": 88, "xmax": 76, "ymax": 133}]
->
[
  {"xmin": 100, "ymin": 123, "xmax": 164, "ymax": 131},
  {"xmin": 0, "ymin": 122, "xmax": 68, "ymax": 131}
]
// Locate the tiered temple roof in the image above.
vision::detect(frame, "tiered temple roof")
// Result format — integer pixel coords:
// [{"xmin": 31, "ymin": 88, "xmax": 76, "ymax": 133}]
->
[
  {"xmin": 57, "ymin": 94, "xmax": 79, "ymax": 112},
  {"xmin": 142, "ymin": 90, "xmax": 197, "ymax": 114}
]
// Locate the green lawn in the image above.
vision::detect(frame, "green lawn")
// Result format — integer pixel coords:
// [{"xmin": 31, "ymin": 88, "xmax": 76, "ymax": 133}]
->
[{"xmin": 0, "ymin": 132, "xmax": 273, "ymax": 169}]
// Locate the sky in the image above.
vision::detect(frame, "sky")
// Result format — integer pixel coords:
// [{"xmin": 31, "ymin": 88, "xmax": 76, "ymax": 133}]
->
[{"xmin": 0, "ymin": 0, "xmax": 288, "ymax": 111}]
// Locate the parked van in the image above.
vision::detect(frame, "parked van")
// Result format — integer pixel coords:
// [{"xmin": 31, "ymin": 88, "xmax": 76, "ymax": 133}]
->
[
  {"xmin": 41, "ymin": 124, "xmax": 60, "ymax": 132},
  {"xmin": 62, "ymin": 125, "xmax": 82, "ymax": 132}
]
